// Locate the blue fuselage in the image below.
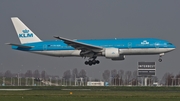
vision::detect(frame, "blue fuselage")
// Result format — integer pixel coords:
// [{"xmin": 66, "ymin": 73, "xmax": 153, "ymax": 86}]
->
[
  {"xmin": 12, "ymin": 38, "xmax": 175, "ymax": 50},
  {"xmin": 12, "ymin": 38, "xmax": 175, "ymax": 57}
]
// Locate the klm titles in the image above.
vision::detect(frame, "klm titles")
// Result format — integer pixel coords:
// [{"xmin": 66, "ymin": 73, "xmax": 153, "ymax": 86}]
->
[{"xmin": 19, "ymin": 29, "xmax": 33, "ymax": 38}]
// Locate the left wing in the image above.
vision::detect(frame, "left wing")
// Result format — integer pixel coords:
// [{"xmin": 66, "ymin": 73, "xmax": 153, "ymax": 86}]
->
[{"xmin": 54, "ymin": 36, "xmax": 103, "ymax": 51}]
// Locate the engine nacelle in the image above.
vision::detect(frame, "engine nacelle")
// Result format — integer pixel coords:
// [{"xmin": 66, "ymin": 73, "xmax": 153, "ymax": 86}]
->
[
  {"xmin": 111, "ymin": 55, "xmax": 125, "ymax": 61},
  {"xmin": 71, "ymin": 50, "xmax": 81, "ymax": 56},
  {"xmin": 105, "ymin": 48, "xmax": 120, "ymax": 58}
]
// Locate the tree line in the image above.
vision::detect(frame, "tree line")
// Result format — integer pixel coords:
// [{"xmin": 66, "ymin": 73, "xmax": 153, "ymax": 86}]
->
[{"xmin": 0, "ymin": 68, "xmax": 180, "ymax": 86}]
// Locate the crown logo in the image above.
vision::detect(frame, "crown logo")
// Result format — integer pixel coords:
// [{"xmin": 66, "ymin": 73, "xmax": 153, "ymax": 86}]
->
[
  {"xmin": 141, "ymin": 40, "xmax": 149, "ymax": 45},
  {"xmin": 22, "ymin": 29, "xmax": 29, "ymax": 33}
]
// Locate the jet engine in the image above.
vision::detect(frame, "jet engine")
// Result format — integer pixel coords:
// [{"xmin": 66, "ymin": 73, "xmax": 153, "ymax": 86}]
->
[
  {"xmin": 104, "ymin": 48, "xmax": 120, "ymax": 58},
  {"xmin": 104, "ymin": 48, "xmax": 125, "ymax": 61}
]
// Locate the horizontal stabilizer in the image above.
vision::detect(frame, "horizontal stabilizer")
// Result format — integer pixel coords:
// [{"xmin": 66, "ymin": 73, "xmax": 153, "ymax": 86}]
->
[{"xmin": 6, "ymin": 43, "xmax": 33, "ymax": 48}]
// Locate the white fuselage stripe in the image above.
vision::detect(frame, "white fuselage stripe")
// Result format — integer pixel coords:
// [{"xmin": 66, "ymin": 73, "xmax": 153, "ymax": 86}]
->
[{"xmin": 30, "ymin": 48, "xmax": 175, "ymax": 57}]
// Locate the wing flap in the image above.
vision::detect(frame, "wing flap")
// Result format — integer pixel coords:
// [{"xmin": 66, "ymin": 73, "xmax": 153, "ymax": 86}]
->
[
  {"xmin": 6, "ymin": 43, "xmax": 33, "ymax": 48},
  {"xmin": 54, "ymin": 36, "xmax": 103, "ymax": 50}
]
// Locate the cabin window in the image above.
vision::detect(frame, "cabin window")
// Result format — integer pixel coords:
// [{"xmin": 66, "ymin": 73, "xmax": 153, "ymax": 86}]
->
[{"xmin": 167, "ymin": 43, "xmax": 173, "ymax": 45}]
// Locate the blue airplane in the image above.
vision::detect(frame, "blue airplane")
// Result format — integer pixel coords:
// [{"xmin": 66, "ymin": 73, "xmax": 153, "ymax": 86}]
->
[{"xmin": 7, "ymin": 17, "xmax": 176, "ymax": 66}]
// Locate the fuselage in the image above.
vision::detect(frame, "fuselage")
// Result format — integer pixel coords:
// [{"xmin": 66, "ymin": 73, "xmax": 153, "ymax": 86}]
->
[
  {"xmin": 9, "ymin": 17, "xmax": 176, "ymax": 66},
  {"xmin": 12, "ymin": 38, "xmax": 176, "ymax": 57}
]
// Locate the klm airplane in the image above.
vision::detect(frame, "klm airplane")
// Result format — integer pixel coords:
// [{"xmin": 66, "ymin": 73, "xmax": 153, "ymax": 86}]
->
[{"xmin": 7, "ymin": 17, "xmax": 176, "ymax": 66}]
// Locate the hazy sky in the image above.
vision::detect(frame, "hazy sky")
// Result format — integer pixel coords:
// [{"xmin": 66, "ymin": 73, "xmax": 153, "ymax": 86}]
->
[{"xmin": 0, "ymin": 0, "xmax": 179, "ymax": 79}]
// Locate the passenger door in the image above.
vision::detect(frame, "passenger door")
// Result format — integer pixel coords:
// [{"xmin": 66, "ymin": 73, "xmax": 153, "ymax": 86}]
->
[
  {"xmin": 128, "ymin": 42, "xmax": 132, "ymax": 49},
  {"xmin": 43, "ymin": 45, "xmax": 47, "ymax": 51}
]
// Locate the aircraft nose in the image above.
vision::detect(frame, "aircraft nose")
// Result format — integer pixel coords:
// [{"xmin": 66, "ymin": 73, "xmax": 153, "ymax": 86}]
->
[
  {"xmin": 171, "ymin": 44, "xmax": 176, "ymax": 51},
  {"xmin": 172, "ymin": 48, "xmax": 176, "ymax": 51}
]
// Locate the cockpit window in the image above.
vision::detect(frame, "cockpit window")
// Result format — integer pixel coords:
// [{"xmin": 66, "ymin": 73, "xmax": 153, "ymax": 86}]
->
[{"xmin": 167, "ymin": 43, "xmax": 173, "ymax": 45}]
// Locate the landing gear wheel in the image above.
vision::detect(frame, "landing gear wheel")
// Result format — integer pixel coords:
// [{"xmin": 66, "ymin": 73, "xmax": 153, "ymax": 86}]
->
[
  {"xmin": 85, "ymin": 61, "xmax": 89, "ymax": 65},
  {"xmin": 88, "ymin": 61, "xmax": 93, "ymax": 66},
  {"xmin": 84, "ymin": 60, "xmax": 100, "ymax": 66},
  {"xmin": 158, "ymin": 58, "xmax": 162, "ymax": 62},
  {"xmin": 96, "ymin": 60, "xmax": 100, "ymax": 64},
  {"xmin": 92, "ymin": 60, "xmax": 96, "ymax": 65}
]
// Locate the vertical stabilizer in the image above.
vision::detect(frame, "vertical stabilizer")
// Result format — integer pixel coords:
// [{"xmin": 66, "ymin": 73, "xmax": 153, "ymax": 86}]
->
[{"xmin": 11, "ymin": 17, "xmax": 41, "ymax": 44}]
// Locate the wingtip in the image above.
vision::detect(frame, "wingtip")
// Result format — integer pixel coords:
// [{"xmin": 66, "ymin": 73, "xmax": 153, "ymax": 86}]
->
[
  {"xmin": 54, "ymin": 36, "xmax": 61, "ymax": 39},
  {"xmin": 54, "ymin": 36, "xmax": 58, "ymax": 38},
  {"xmin": 5, "ymin": 43, "xmax": 11, "ymax": 45}
]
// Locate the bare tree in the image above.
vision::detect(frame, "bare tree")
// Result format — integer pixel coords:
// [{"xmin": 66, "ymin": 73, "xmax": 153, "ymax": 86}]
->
[
  {"xmin": 4, "ymin": 70, "xmax": 12, "ymax": 78},
  {"xmin": 152, "ymin": 76, "xmax": 158, "ymax": 82},
  {"xmin": 111, "ymin": 69, "xmax": 117, "ymax": 78},
  {"xmin": 63, "ymin": 70, "xmax": 71, "ymax": 79},
  {"xmin": 33, "ymin": 70, "xmax": 40, "ymax": 78},
  {"xmin": 132, "ymin": 70, "xmax": 137, "ymax": 78},
  {"xmin": 79, "ymin": 69, "xmax": 86, "ymax": 78},
  {"xmin": 102, "ymin": 70, "xmax": 110, "ymax": 82},
  {"xmin": 132, "ymin": 70, "xmax": 138, "ymax": 85},
  {"xmin": 20, "ymin": 73, "xmax": 25, "ymax": 78},
  {"xmin": 25, "ymin": 70, "xmax": 33, "ymax": 77},
  {"xmin": 162, "ymin": 72, "xmax": 168, "ymax": 85},
  {"xmin": 175, "ymin": 72, "xmax": 180, "ymax": 85},
  {"xmin": 41, "ymin": 70, "xmax": 47, "ymax": 79},
  {"xmin": 162, "ymin": 72, "xmax": 174, "ymax": 86},
  {"xmin": 124, "ymin": 71, "xmax": 132, "ymax": 85},
  {"xmin": 72, "ymin": 68, "xmax": 78, "ymax": 80},
  {"xmin": 111, "ymin": 69, "xmax": 118, "ymax": 85},
  {"xmin": 118, "ymin": 70, "xmax": 124, "ymax": 85}
]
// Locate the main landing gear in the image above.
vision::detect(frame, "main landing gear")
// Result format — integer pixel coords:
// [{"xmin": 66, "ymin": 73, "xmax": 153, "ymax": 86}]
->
[
  {"xmin": 84, "ymin": 56, "xmax": 100, "ymax": 66},
  {"xmin": 85, "ymin": 60, "xmax": 100, "ymax": 66}
]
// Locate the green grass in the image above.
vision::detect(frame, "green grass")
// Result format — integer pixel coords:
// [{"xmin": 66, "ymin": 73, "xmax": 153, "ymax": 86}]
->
[
  {"xmin": 1, "ymin": 86, "xmax": 180, "ymax": 91},
  {"xmin": 0, "ymin": 91, "xmax": 180, "ymax": 101}
]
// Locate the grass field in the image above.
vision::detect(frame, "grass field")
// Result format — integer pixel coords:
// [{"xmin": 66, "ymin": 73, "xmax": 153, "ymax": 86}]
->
[{"xmin": 0, "ymin": 86, "xmax": 180, "ymax": 101}]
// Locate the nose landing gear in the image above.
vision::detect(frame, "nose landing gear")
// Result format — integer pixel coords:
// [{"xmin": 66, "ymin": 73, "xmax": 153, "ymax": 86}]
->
[
  {"xmin": 158, "ymin": 58, "xmax": 162, "ymax": 62},
  {"xmin": 158, "ymin": 53, "xmax": 164, "ymax": 62}
]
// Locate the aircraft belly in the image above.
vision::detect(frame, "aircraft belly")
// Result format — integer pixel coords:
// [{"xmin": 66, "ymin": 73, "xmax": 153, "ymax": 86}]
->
[
  {"xmin": 30, "ymin": 48, "xmax": 174, "ymax": 57},
  {"xmin": 120, "ymin": 48, "xmax": 173, "ymax": 55},
  {"xmin": 31, "ymin": 50, "xmax": 81, "ymax": 57}
]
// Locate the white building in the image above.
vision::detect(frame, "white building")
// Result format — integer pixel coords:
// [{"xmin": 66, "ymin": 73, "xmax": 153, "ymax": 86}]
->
[{"xmin": 87, "ymin": 81, "xmax": 104, "ymax": 86}]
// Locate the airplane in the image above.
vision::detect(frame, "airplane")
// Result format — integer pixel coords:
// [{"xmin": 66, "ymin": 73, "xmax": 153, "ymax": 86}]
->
[{"xmin": 7, "ymin": 17, "xmax": 176, "ymax": 66}]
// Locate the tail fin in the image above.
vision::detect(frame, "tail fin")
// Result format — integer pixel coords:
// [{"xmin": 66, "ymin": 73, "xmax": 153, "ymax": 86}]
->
[{"xmin": 11, "ymin": 17, "xmax": 41, "ymax": 44}]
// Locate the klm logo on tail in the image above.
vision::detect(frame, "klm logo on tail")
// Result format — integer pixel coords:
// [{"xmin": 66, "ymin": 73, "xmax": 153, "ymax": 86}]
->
[{"xmin": 19, "ymin": 29, "xmax": 33, "ymax": 38}]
